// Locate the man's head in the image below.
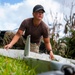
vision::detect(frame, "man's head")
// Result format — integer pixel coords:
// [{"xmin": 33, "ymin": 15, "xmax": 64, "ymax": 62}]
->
[
  {"xmin": 32, "ymin": 5, "xmax": 45, "ymax": 21},
  {"xmin": 33, "ymin": 5, "xmax": 45, "ymax": 13}
]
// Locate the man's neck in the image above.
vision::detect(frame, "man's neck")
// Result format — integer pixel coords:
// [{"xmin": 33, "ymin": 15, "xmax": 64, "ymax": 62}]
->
[{"xmin": 33, "ymin": 18, "xmax": 41, "ymax": 26}]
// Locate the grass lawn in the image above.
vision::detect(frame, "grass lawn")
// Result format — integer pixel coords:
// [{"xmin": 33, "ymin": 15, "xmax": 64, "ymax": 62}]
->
[{"xmin": 0, "ymin": 55, "xmax": 36, "ymax": 75}]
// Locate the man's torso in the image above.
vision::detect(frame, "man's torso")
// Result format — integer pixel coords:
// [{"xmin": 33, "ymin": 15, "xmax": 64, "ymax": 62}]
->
[{"xmin": 19, "ymin": 18, "xmax": 49, "ymax": 44}]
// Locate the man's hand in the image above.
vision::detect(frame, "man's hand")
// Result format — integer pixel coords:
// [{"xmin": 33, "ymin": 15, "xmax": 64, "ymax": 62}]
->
[
  {"xmin": 4, "ymin": 44, "xmax": 12, "ymax": 50},
  {"xmin": 49, "ymin": 51, "xmax": 54, "ymax": 60}
]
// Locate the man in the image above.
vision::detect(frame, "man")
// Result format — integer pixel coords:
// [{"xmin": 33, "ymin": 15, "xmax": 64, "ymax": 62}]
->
[{"xmin": 4, "ymin": 5, "xmax": 54, "ymax": 59}]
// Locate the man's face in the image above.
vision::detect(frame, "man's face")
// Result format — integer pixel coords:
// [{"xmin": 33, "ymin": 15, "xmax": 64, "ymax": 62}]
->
[{"xmin": 33, "ymin": 10, "xmax": 44, "ymax": 20}]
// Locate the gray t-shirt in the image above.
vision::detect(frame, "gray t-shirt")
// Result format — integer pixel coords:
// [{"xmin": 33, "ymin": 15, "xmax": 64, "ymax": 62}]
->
[{"xmin": 19, "ymin": 18, "xmax": 49, "ymax": 44}]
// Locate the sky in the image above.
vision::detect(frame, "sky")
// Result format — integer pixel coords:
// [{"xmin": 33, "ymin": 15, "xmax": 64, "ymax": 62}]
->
[
  {"xmin": 0, "ymin": 0, "xmax": 23, "ymax": 4},
  {"xmin": 0, "ymin": 0, "xmax": 75, "ymax": 37}
]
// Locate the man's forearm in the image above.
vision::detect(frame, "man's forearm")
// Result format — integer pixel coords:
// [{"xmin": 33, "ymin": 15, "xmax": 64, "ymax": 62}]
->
[
  {"xmin": 10, "ymin": 34, "xmax": 20, "ymax": 46},
  {"xmin": 10, "ymin": 29, "xmax": 23, "ymax": 46},
  {"xmin": 45, "ymin": 42, "xmax": 52, "ymax": 51}
]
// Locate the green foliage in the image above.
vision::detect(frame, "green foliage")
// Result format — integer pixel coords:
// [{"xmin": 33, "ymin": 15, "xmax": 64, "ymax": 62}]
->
[
  {"xmin": 66, "ymin": 30, "xmax": 75, "ymax": 58},
  {"xmin": 50, "ymin": 29, "xmax": 75, "ymax": 59},
  {"xmin": 57, "ymin": 30, "xmax": 75, "ymax": 59},
  {"xmin": 0, "ymin": 55, "xmax": 36, "ymax": 75},
  {"xmin": 50, "ymin": 35, "xmax": 58, "ymax": 53}
]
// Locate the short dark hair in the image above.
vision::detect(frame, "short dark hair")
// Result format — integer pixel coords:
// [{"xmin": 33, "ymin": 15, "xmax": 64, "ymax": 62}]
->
[{"xmin": 33, "ymin": 5, "xmax": 45, "ymax": 13}]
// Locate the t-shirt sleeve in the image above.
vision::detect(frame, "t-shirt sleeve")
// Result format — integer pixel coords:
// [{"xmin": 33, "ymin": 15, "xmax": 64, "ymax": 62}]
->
[
  {"xmin": 42, "ymin": 26, "xmax": 50, "ymax": 38},
  {"xmin": 19, "ymin": 20, "xmax": 27, "ymax": 31}
]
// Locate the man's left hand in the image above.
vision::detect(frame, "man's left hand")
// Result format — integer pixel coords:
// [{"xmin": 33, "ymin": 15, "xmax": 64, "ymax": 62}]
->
[{"xmin": 49, "ymin": 51, "xmax": 54, "ymax": 60}]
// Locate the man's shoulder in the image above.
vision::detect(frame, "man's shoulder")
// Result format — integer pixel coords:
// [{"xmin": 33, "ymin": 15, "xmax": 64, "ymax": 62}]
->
[
  {"xmin": 24, "ymin": 18, "xmax": 33, "ymax": 22},
  {"xmin": 41, "ymin": 21, "xmax": 49, "ymax": 28},
  {"xmin": 21, "ymin": 18, "xmax": 33, "ymax": 25}
]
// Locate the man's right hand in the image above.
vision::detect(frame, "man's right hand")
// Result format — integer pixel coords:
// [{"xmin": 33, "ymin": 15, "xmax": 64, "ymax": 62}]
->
[{"xmin": 4, "ymin": 44, "xmax": 12, "ymax": 50}]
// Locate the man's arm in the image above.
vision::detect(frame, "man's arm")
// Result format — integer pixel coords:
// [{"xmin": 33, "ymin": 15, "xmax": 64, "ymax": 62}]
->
[
  {"xmin": 4, "ymin": 29, "xmax": 23, "ymax": 49},
  {"xmin": 43, "ymin": 37, "xmax": 52, "ymax": 51},
  {"xmin": 43, "ymin": 37, "xmax": 54, "ymax": 59}
]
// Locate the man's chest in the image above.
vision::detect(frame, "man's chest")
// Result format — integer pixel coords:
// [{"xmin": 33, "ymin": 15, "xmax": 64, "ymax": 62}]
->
[{"xmin": 26, "ymin": 25, "xmax": 42, "ymax": 36}]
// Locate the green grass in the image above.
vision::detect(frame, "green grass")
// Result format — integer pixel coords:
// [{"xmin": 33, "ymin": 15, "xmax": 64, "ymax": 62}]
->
[{"xmin": 0, "ymin": 55, "xmax": 36, "ymax": 75}]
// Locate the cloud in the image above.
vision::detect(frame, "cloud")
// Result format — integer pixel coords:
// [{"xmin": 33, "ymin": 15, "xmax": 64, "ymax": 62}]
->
[{"xmin": 0, "ymin": 0, "xmax": 64, "ymax": 31}]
